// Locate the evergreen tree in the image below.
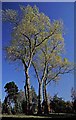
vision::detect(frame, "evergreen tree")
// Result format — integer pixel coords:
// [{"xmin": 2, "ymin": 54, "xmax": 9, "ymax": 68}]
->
[{"xmin": 4, "ymin": 81, "xmax": 18, "ymax": 114}]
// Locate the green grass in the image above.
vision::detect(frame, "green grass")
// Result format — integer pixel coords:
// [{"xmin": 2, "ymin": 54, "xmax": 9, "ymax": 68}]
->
[
  {"xmin": 0, "ymin": 113, "xmax": 76, "ymax": 118},
  {"xmin": 0, "ymin": 114, "xmax": 51, "ymax": 118}
]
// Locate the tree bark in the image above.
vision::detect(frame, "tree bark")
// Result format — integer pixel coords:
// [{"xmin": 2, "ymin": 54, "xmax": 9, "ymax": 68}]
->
[
  {"xmin": 24, "ymin": 73, "xmax": 32, "ymax": 115},
  {"xmin": 43, "ymin": 80, "xmax": 49, "ymax": 114},
  {"xmin": 37, "ymin": 82, "xmax": 42, "ymax": 115},
  {"xmin": 24, "ymin": 82, "xmax": 28, "ymax": 114},
  {"xmin": 22, "ymin": 59, "xmax": 31, "ymax": 114},
  {"xmin": 25, "ymin": 69, "xmax": 31, "ymax": 114}
]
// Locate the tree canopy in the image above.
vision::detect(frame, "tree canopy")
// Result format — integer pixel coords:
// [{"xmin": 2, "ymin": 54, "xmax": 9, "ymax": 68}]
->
[{"xmin": 4, "ymin": 81, "xmax": 18, "ymax": 98}]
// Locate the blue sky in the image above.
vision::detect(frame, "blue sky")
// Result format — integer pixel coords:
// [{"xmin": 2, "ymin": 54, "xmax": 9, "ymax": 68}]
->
[{"xmin": 2, "ymin": 2, "xmax": 74, "ymax": 101}]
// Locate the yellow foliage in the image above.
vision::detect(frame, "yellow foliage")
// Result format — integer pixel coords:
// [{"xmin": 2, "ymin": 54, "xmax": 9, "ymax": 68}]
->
[
  {"xmin": 54, "ymin": 34, "xmax": 64, "ymax": 41},
  {"xmin": 63, "ymin": 58, "xmax": 68, "ymax": 64}
]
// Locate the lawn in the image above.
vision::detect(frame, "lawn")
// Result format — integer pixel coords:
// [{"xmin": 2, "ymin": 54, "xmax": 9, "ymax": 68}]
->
[{"xmin": 0, "ymin": 113, "xmax": 76, "ymax": 119}]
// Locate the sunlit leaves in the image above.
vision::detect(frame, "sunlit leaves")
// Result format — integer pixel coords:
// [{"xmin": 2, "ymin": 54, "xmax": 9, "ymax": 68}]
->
[
  {"xmin": 54, "ymin": 33, "xmax": 64, "ymax": 41},
  {"xmin": 2, "ymin": 5, "xmax": 56, "ymax": 64},
  {"xmin": 63, "ymin": 58, "xmax": 68, "ymax": 64},
  {"xmin": 3, "ymin": 5, "xmax": 73, "ymax": 83},
  {"xmin": 2, "ymin": 9, "xmax": 18, "ymax": 23}
]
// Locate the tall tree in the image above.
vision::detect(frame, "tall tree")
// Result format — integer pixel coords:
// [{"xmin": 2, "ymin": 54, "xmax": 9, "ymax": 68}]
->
[
  {"xmin": 2, "ymin": 5, "xmax": 63, "ymax": 113},
  {"xmin": 32, "ymin": 22, "xmax": 74, "ymax": 114},
  {"xmin": 43, "ymin": 54, "xmax": 73, "ymax": 114}
]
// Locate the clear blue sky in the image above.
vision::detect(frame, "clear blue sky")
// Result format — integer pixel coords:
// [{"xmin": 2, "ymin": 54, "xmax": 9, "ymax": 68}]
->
[{"xmin": 2, "ymin": 2, "xmax": 74, "ymax": 102}]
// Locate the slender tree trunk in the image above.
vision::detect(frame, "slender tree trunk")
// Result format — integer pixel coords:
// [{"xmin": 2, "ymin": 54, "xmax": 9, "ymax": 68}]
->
[
  {"xmin": 25, "ymin": 69, "xmax": 31, "ymax": 114},
  {"xmin": 24, "ymin": 83, "xmax": 28, "ymax": 114},
  {"xmin": 22, "ymin": 59, "xmax": 32, "ymax": 114},
  {"xmin": 43, "ymin": 80, "xmax": 49, "ymax": 114},
  {"xmin": 37, "ymin": 82, "xmax": 42, "ymax": 115},
  {"xmin": 22, "ymin": 49, "xmax": 34, "ymax": 114},
  {"xmin": 43, "ymin": 81, "xmax": 45, "ymax": 101}
]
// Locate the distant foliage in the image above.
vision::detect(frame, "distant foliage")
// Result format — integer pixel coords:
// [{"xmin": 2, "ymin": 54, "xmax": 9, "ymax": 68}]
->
[
  {"xmin": 71, "ymin": 88, "xmax": 76, "ymax": 112},
  {"xmin": 50, "ymin": 95, "xmax": 73, "ymax": 113}
]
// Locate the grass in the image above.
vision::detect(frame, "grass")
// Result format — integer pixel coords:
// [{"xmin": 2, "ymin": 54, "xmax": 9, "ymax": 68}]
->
[
  {"xmin": 0, "ymin": 113, "xmax": 76, "ymax": 118},
  {"xmin": 0, "ymin": 114, "xmax": 51, "ymax": 118}
]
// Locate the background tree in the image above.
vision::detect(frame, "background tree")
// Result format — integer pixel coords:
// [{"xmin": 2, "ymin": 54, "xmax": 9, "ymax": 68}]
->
[
  {"xmin": 65, "ymin": 101, "xmax": 73, "ymax": 113},
  {"xmin": 4, "ymin": 81, "xmax": 18, "ymax": 114},
  {"xmin": 11, "ymin": 89, "xmax": 26, "ymax": 114},
  {"xmin": 50, "ymin": 94, "xmax": 66, "ymax": 113},
  {"xmin": 30, "ymin": 86, "xmax": 38, "ymax": 114},
  {"xmin": 21, "ymin": 86, "xmax": 38, "ymax": 114},
  {"xmin": 71, "ymin": 88, "xmax": 76, "ymax": 101},
  {"xmin": 2, "ymin": 96, "xmax": 12, "ymax": 114},
  {"xmin": 12, "ymin": 87, "xmax": 38, "ymax": 114},
  {"xmin": 73, "ymin": 100, "xmax": 76, "ymax": 113},
  {"xmin": 4, "ymin": 81, "xmax": 18, "ymax": 100},
  {"xmin": 71, "ymin": 88, "xmax": 76, "ymax": 112},
  {"xmin": 4, "ymin": 81, "xmax": 18, "ymax": 96},
  {"xmin": 12, "ymin": 90, "xmax": 25, "ymax": 114}
]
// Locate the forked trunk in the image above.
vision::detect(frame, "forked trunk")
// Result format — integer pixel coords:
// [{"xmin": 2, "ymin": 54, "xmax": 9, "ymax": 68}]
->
[{"xmin": 22, "ymin": 59, "xmax": 32, "ymax": 114}]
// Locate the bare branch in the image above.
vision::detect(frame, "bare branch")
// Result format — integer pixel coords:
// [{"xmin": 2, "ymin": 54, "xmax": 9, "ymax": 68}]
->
[
  {"xmin": 51, "ymin": 41, "xmax": 60, "ymax": 53},
  {"xmin": 21, "ymin": 58, "xmax": 28, "ymax": 71},
  {"xmin": 22, "ymin": 33, "xmax": 31, "ymax": 42},
  {"xmin": 35, "ymin": 28, "xmax": 56, "ymax": 48},
  {"xmin": 46, "ymin": 66, "xmax": 74, "ymax": 85},
  {"xmin": 22, "ymin": 33, "xmax": 32, "ymax": 67},
  {"xmin": 41, "ymin": 62, "xmax": 47, "ymax": 82}
]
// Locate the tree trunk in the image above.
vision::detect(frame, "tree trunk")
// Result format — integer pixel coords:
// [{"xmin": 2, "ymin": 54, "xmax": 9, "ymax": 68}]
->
[
  {"xmin": 37, "ymin": 82, "xmax": 42, "ymax": 115},
  {"xmin": 24, "ymin": 83, "xmax": 27, "ymax": 114},
  {"xmin": 22, "ymin": 59, "xmax": 32, "ymax": 114},
  {"xmin": 25, "ymin": 69, "xmax": 32, "ymax": 114},
  {"xmin": 43, "ymin": 80, "xmax": 49, "ymax": 114}
]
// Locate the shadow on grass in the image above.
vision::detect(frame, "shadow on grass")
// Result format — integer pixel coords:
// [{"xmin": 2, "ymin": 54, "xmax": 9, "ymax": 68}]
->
[{"xmin": 34, "ymin": 113, "xmax": 76, "ymax": 118}]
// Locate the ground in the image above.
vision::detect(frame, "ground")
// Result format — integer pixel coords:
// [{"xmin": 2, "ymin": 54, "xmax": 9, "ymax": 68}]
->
[{"xmin": 0, "ymin": 113, "xmax": 76, "ymax": 119}]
